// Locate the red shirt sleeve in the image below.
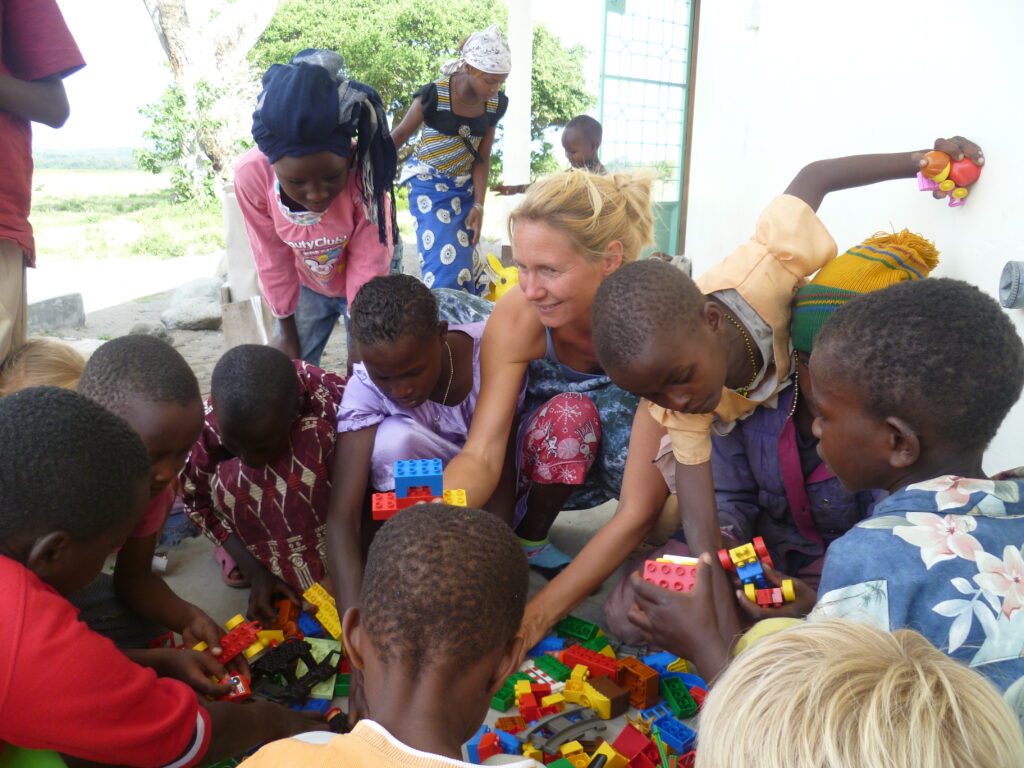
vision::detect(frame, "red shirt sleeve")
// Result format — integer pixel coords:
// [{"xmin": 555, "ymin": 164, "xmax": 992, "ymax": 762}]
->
[
  {"xmin": 2, "ymin": 0, "xmax": 85, "ymax": 81},
  {"xmin": 0, "ymin": 557, "xmax": 211, "ymax": 767}
]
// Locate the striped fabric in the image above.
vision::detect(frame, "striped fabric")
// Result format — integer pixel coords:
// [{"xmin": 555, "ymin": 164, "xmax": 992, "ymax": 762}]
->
[{"xmin": 414, "ymin": 78, "xmax": 499, "ymax": 176}]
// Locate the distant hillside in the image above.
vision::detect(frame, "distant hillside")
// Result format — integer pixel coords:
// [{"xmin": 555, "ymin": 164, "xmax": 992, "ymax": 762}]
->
[{"xmin": 33, "ymin": 146, "xmax": 138, "ymax": 171}]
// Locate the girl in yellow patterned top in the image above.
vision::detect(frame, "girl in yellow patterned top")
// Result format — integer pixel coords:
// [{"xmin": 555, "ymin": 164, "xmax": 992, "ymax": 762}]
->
[{"xmin": 391, "ymin": 24, "xmax": 510, "ymax": 295}]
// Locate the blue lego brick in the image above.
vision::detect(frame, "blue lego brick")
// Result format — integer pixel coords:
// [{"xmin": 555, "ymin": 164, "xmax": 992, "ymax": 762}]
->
[
  {"xmin": 527, "ymin": 635, "xmax": 567, "ymax": 658},
  {"xmin": 301, "ymin": 698, "xmax": 332, "ymax": 714},
  {"xmin": 736, "ymin": 559, "xmax": 769, "ymax": 588},
  {"xmin": 496, "ymin": 730, "xmax": 519, "ymax": 754},
  {"xmin": 641, "ymin": 650, "xmax": 677, "ymax": 674},
  {"xmin": 297, "ymin": 611, "xmax": 325, "ymax": 638},
  {"xmin": 663, "ymin": 671, "xmax": 708, "ymax": 691},
  {"xmin": 654, "ymin": 716, "xmax": 696, "ymax": 753},
  {"xmin": 465, "ymin": 724, "xmax": 490, "ymax": 764},
  {"xmin": 640, "ymin": 702, "xmax": 673, "ymax": 721},
  {"xmin": 394, "ymin": 458, "xmax": 443, "ymax": 497}
]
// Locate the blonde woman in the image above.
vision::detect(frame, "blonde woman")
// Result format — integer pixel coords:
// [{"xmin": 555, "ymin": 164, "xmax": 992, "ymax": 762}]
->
[
  {"xmin": 698, "ymin": 619, "xmax": 1024, "ymax": 768},
  {"xmin": 444, "ymin": 169, "xmax": 671, "ymax": 647}
]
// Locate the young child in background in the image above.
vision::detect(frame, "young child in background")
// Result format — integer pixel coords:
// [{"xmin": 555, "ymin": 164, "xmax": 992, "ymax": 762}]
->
[
  {"xmin": 327, "ymin": 276, "xmax": 521, "ymax": 688},
  {"xmin": 591, "ymin": 136, "xmax": 983, "ymax": 559},
  {"xmin": 244, "ymin": 504, "xmax": 532, "ymax": 768},
  {"xmin": 0, "ymin": 337, "xmax": 85, "ymax": 396},
  {"xmin": 0, "ymin": 387, "xmax": 320, "ymax": 766},
  {"xmin": 604, "ymin": 230, "xmax": 938, "ymax": 643},
  {"xmin": 561, "ymin": 115, "xmax": 605, "ymax": 174},
  {"xmin": 696, "ymin": 619, "xmax": 1024, "ymax": 768},
  {"xmin": 630, "ymin": 278, "xmax": 1024, "ymax": 705},
  {"xmin": 492, "ymin": 114, "xmax": 606, "ymax": 194},
  {"xmin": 76, "ymin": 335, "xmax": 232, "ymax": 692},
  {"xmin": 183, "ymin": 344, "xmax": 344, "ymax": 625}
]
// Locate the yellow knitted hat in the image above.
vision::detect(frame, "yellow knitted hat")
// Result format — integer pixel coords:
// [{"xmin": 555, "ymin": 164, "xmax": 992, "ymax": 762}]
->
[{"xmin": 791, "ymin": 230, "xmax": 940, "ymax": 353}]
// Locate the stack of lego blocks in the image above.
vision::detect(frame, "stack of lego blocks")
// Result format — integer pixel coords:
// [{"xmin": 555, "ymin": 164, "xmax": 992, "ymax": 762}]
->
[
  {"xmin": 185, "ymin": 583, "xmax": 351, "ymax": 735},
  {"xmin": 372, "ymin": 459, "xmax": 468, "ymax": 520},
  {"xmin": 473, "ymin": 615, "xmax": 708, "ymax": 767}
]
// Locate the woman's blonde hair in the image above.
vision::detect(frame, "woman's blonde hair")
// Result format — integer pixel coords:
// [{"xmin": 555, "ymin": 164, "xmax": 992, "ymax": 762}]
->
[
  {"xmin": 697, "ymin": 619, "xmax": 1024, "ymax": 768},
  {"xmin": 0, "ymin": 338, "xmax": 87, "ymax": 397},
  {"xmin": 508, "ymin": 169, "xmax": 655, "ymax": 264}
]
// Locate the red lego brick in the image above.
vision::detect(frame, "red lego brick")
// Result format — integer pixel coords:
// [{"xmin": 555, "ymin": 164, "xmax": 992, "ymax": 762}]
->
[
  {"xmin": 562, "ymin": 644, "xmax": 618, "ymax": 679},
  {"xmin": 371, "ymin": 492, "xmax": 398, "ymax": 520},
  {"xmin": 395, "ymin": 487, "xmax": 434, "ymax": 510},
  {"xmin": 689, "ymin": 686, "xmax": 706, "ymax": 710},
  {"xmin": 613, "ymin": 723, "xmax": 653, "ymax": 760},
  {"xmin": 643, "ymin": 560, "xmax": 697, "ymax": 592},
  {"xmin": 755, "ymin": 587, "xmax": 785, "ymax": 608},
  {"xmin": 478, "ymin": 732, "xmax": 501, "ymax": 762},
  {"xmin": 218, "ymin": 673, "xmax": 251, "ymax": 702},
  {"xmin": 617, "ymin": 656, "xmax": 660, "ymax": 710},
  {"xmin": 530, "ymin": 682, "xmax": 551, "ymax": 697},
  {"xmin": 217, "ymin": 620, "xmax": 261, "ymax": 664}
]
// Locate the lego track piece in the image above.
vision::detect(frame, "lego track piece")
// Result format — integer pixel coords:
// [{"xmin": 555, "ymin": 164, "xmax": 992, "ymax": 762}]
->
[
  {"xmin": 515, "ymin": 706, "xmax": 597, "ymax": 744},
  {"xmin": 534, "ymin": 717, "xmax": 608, "ymax": 756}
]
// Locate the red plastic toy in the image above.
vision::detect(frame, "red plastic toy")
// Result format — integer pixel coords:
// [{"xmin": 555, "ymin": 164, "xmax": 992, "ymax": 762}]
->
[
  {"xmin": 218, "ymin": 673, "xmax": 252, "ymax": 702},
  {"xmin": 643, "ymin": 559, "xmax": 697, "ymax": 592}
]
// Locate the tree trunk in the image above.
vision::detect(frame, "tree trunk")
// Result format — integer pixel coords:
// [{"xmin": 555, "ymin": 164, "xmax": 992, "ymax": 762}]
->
[{"xmin": 141, "ymin": 0, "xmax": 279, "ymax": 186}]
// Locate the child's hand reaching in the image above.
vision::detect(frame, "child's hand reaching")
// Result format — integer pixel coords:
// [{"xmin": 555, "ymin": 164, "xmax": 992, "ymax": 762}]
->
[
  {"xmin": 144, "ymin": 648, "xmax": 234, "ymax": 698},
  {"xmin": 628, "ymin": 553, "xmax": 740, "ymax": 682},
  {"xmin": 734, "ymin": 564, "xmax": 817, "ymax": 623},
  {"xmin": 247, "ymin": 568, "xmax": 301, "ymax": 627}
]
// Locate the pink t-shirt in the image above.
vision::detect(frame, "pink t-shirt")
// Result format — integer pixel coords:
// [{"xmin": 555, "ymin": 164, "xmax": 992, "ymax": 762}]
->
[
  {"xmin": 233, "ymin": 147, "xmax": 393, "ymax": 318},
  {"xmin": 0, "ymin": 0, "xmax": 85, "ymax": 265}
]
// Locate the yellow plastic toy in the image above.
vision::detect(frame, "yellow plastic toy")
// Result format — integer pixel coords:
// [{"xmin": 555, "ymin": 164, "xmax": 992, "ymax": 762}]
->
[{"xmin": 483, "ymin": 252, "xmax": 519, "ymax": 302}]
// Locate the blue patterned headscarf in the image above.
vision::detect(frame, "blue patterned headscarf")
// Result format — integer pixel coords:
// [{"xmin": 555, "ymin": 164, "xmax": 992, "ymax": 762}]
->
[{"xmin": 252, "ymin": 50, "xmax": 397, "ymax": 245}]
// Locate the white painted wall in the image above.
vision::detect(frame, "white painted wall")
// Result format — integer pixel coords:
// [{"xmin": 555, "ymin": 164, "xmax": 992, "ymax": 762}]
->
[{"xmin": 685, "ymin": 0, "xmax": 1024, "ymax": 472}]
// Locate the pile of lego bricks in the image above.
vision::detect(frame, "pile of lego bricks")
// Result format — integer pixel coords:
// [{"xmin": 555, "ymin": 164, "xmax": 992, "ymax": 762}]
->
[{"xmin": 472, "ymin": 615, "xmax": 707, "ymax": 767}]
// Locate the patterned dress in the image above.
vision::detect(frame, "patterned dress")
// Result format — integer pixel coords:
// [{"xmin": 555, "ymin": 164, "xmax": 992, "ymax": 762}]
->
[
  {"xmin": 401, "ymin": 77, "xmax": 508, "ymax": 295},
  {"xmin": 182, "ymin": 361, "xmax": 344, "ymax": 592}
]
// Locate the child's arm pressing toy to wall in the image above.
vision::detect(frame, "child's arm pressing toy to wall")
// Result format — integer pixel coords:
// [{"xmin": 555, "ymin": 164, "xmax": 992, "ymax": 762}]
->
[{"xmin": 672, "ymin": 136, "xmax": 984, "ymax": 558}]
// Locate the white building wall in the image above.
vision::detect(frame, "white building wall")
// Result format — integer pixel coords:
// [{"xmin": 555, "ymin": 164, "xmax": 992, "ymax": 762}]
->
[{"xmin": 685, "ymin": 0, "xmax": 1024, "ymax": 472}]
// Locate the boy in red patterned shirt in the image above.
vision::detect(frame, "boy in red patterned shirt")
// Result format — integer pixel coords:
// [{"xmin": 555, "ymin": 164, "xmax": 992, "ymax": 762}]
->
[{"xmin": 183, "ymin": 345, "xmax": 344, "ymax": 623}]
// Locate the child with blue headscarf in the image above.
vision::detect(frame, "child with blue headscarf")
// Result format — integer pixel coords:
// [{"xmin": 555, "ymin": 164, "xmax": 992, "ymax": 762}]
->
[
  {"xmin": 391, "ymin": 25, "xmax": 511, "ymax": 295},
  {"xmin": 235, "ymin": 50, "xmax": 398, "ymax": 365}
]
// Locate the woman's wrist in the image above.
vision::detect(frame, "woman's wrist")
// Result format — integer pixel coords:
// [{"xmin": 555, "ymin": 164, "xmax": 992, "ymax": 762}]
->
[{"xmin": 472, "ymin": 201, "xmax": 484, "ymax": 211}]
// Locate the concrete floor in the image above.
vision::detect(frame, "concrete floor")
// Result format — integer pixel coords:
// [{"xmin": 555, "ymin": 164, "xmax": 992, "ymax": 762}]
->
[{"xmin": 163, "ymin": 501, "xmax": 627, "ymax": 633}]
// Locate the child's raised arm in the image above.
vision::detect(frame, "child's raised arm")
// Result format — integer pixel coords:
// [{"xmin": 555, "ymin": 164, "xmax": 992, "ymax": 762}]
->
[{"xmin": 784, "ymin": 136, "xmax": 984, "ymax": 212}]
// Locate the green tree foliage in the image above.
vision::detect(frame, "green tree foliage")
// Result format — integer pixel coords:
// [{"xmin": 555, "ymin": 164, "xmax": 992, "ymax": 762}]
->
[{"xmin": 253, "ymin": 0, "xmax": 594, "ymax": 178}]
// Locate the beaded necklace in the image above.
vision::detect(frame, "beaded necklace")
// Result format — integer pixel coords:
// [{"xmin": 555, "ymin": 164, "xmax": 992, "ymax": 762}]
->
[{"xmin": 722, "ymin": 311, "xmax": 759, "ymax": 396}]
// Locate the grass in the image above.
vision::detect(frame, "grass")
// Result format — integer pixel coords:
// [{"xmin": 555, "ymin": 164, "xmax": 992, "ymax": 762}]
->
[{"xmin": 32, "ymin": 170, "xmax": 224, "ymax": 263}]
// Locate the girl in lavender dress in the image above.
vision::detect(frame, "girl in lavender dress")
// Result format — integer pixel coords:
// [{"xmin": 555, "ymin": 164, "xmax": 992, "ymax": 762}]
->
[{"xmin": 325, "ymin": 274, "xmax": 522, "ymax": 627}]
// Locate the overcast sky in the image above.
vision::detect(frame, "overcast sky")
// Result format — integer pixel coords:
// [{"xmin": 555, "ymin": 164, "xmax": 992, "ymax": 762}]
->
[{"xmin": 33, "ymin": 0, "xmax": 603, "ymax": 151}]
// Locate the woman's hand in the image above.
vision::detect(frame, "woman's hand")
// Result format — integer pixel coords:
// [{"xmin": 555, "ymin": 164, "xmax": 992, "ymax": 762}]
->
[{"xmin": 465, "ymin": 203, "xmax": 483, "ymax": 245}]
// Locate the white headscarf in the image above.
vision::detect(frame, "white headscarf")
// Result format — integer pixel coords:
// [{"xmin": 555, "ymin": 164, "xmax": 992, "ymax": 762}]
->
[{"xmin": 440, "ymin": 24, "xmax": 512, "ymax": 76}]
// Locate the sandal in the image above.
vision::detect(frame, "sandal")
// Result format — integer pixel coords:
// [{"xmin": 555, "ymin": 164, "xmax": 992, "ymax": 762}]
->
[{"xmin": 214, "ymin": 545, "xmax": 250, "ymax": 588}]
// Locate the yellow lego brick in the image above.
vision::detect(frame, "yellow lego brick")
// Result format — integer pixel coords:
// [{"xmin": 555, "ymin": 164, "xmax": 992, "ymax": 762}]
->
[
  {"xmin": 591, "ymin": 742, "xmax": 627, "ymax": 768},
  {"xmin": 656, "ymin": 555, "xmax": 699, "ymax": 565},
  {"xmin": 730, "ymin": 543, "xmax": 757, "ymax": 567},
  {"xmin": 595, "ymin": 643, "xmax": 615, "ymax": 658},
  {"xmin": 560, "ymin": 741, "xmax": 587, "ymax": 767},
  {"xmin": 295, "ymin": 637, "xmax": 342, "ymax": 699},
  {"xmin": 514, "ymin": 679, "xmax": 533, "ymax": 704},
  {"xmin": 258, "ymin": 629, "xmax": 284, "ymax": 645},
  {"xmin": 541, "ymin": 692, "xmax": 566, "ymax": 708},
  {"xmin": 442, "ymin": 488, "xmax": 467, "ymax": 506},
  {"xmin": 583, "ymin": 681, "xmax": 611, "ymax": 719},
  {"xmin": 192, "ymin": 641, "xmax": 208, "ymax": 652},
  {"xmin": 563, "ymin": 679, "xmax": 585, "ymax": 705},
  {"xmin": 570, "ymin": 664, "xmax": 590, "ymax": 681},
  {"xmin": 522, "ymin": 744, "xmax": 544, "ymax": 762},
  {"xmin": 667, "ymin": 657, "xmax": 690, "ymax": 673},
  {"xmin": 224, "ymin": 614, "xmax": 247, "ymax": 631},
  {"xmin": 303, "ymin": 583, "xmax": 342, "ymax": 640}
]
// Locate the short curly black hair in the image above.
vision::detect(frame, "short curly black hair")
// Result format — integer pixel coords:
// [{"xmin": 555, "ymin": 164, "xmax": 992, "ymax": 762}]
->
[
  {"xmin": 360, "ymin": 504, "xmax": 527, "ymax": 675},
  {"xmin": 815, "ymin": 278, "xmax": 1024, "ymax": 453},
  {"xmin": 349, "ymin": 274, "xmax": 440, "ymax": 348},
  {"xmin": 211, "ymin": 345, "xmax": 298, "ymax": 425},
  {"xmin": 566, "ymin": 115, "xmax": 602, "ymax": 144},
  {"xmin": 593, "ymin": 259, "xmax": 706, "ymax": 372},
  {"xmin": 0, "ymin": 387, "xmax": 149, "ymax": 541},
  {"xmin": 78, "ymin": 334, "xmax": 200, "ymax": 416}
]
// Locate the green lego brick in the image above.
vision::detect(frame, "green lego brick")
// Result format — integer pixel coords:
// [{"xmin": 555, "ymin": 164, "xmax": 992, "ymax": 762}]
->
[
  {"xmin": 205, "ymin": 759, "xmax": 239, "ymax": 768},
  {"xmin": 580, "ymin": 635, "xmax": 613, "ymax": 654},
  {"xmin": 295, "ymin": 636, "xmax": 341, "ymax": 699},
  {"xmin": 660, "ymin": 676, "xmax": 698, "ymax": 718},
  {"xmin": 490, "ymin": 671, "xmax": 532, "ymax": 711},
  {"xmin": 547, "ymin": 759, "xmax": 576, "ymax": 768},
  {"xmin": 334, "ymin": 673, "xmax": 351, "ymax": 698},
  {"xmin": 533, "ymin": 653, "xmax": 572, "ymax": 682},
  {"xmin": 554, "ymin": 615, "xmax": 602, "ymax": 642}
]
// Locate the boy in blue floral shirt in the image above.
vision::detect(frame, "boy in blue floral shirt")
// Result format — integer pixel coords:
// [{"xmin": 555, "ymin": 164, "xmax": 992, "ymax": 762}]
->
[{"xmin": 630, "ymin": 278, "xmax": 1024, "ymax": 711}]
